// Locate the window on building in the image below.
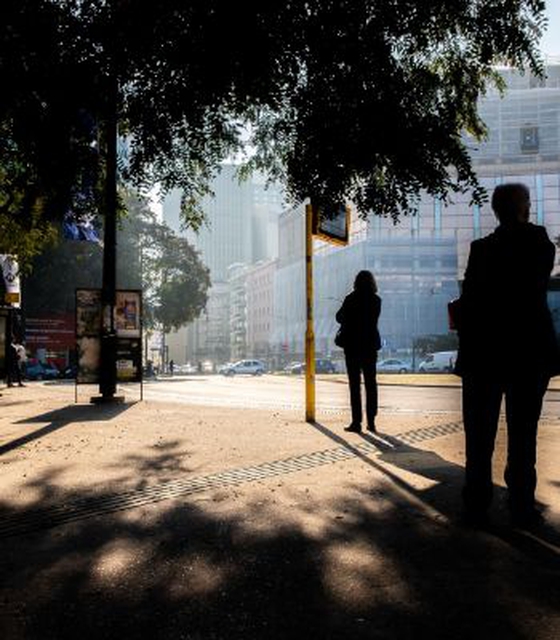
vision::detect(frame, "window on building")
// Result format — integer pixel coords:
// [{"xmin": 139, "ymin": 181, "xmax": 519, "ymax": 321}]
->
[{"xmin": 520, "ymin": 126, "xmax": 539, "ymax": 154}]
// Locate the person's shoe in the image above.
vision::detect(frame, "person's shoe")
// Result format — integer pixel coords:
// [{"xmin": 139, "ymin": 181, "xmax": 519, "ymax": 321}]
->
[
  {"xmin": 344, "ymin": 423, "xmax": 362, "ymax": 433},
  {"xmin": 366, "ymin": 422, "xmax": 377, "ymax": 433}
]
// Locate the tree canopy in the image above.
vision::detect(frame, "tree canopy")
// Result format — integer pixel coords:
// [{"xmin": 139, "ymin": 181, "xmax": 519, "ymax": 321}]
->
[
  {"xmin": 1, "ymin": 0, "xmax": 547, "ymax": 257},
  {"xmin": 120, "ymin": 193, "xmax": 211, "ymax": 333}
]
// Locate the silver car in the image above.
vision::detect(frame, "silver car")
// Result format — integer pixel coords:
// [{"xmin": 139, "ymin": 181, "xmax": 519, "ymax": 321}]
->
[
  {"xmin": 222, "ymin": 360, "xmax": 266, "ymax": 376},
  {"xmin": 377, "ymin": 358, "xmax": 411, "ymax": 374}
]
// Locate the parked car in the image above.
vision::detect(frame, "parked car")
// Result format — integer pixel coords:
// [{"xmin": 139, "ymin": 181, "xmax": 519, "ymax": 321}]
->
[
  {"xmin": 418, "ymin": 351, "xmax": 457, "ymax": 373},
  {"xmin": 217, "ymin": 362, "xmax": 233, "ymax": 374},
  {"xmin": 283, "ymin": 361, "xmax": 301, "ymax": 374},
  {"xmin": 316, "ymin": 358, "xmax": 336, "ymax": 374},
  {"xmin": 287, "ymin": 358, "xmax": 336, "ymax": 374},
  {"xmin": 286, "ymin": 362, "xmax": 304, "ymax": 375},
  {"xmin": 177, "ymin": 363, "xmax": 197, "ymax": 374},
  {"xmin": 221, "ymin": 360, "xmax": 266, "ymax": 376},
  {"xmin": 25, "ymin": 361, "xmax": 60, "ymax": 381},
  {"xmin": 377, "ymin": 358, "xmax": 411, "ymax": 374}
]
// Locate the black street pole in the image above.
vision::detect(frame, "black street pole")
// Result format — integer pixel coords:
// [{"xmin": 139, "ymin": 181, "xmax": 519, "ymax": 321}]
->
[{"xmin": 96, "ymin": 78, "xmax": 119, "ymax": 401}]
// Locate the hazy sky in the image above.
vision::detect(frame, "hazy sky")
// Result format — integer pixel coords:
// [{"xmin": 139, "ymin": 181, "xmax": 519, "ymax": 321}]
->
[{"xmin": 542, "ymin": 0, "xmax": 560, "ymax": 55}]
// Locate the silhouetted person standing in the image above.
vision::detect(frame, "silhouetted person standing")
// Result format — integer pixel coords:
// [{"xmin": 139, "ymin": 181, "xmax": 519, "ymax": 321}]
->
[
  {"xmin": 336, "ymin": 270, "xmax": 381, "ymax": 433},
  {"xmin": 456, "ymin": 183, "xmax": 559, "ymax": 527}
]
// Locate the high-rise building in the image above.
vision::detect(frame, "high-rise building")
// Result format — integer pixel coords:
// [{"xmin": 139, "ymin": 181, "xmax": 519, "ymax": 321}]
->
[{"xmin": 162, "ymin": 166, "xmax": 283, "ymax": 363}]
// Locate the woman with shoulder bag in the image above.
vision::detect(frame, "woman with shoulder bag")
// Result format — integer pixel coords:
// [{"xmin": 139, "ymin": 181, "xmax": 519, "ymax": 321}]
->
[{"xmin": 335, "ymin": 270, "xmax": 382, "ymax": 433}]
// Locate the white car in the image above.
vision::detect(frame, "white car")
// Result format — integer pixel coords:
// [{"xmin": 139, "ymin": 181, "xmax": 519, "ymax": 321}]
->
[
  {"xmin": 377, "ymin": 358, "xmax": 411, "ymax": 374},
  {"xmin": 222, "ymin": 360, "xmax": 266, "ymax": 376}
]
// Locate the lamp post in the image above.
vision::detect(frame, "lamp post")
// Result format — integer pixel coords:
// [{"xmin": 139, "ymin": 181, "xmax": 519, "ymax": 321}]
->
[{"xmin": 93, "ymin": 71, "xmax": 121, "ymax": 403}]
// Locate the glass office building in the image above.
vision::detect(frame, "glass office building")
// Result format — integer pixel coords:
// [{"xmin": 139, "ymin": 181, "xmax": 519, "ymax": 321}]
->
[{"xmin": 273, "ymin": 62, "xmax": 560, "ymax": 358}]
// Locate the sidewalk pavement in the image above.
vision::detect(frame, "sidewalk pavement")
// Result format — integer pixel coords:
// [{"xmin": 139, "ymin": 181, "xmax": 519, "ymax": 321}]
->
[{"xmin": 1, "ymin": 384, "xmax": 560, "ymax": 639}]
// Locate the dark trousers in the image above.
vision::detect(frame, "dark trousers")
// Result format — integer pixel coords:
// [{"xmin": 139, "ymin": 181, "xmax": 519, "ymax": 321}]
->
[
  {"xmin": 7, "ymin": 354, "xmax": 22, "ymax": 386},
  {"xmin": 345, "ymin": 351, "xmax": 378, "ymax": 426},
  {"xmin": 462, "ymin": 372, "xmax": 548, "ymax": 515}
]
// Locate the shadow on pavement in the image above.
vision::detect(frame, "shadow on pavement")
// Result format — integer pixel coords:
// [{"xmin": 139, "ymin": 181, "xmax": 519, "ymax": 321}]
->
[
  {"xmin": 0, "ymin": 403, "xmax": 133, "ymax": 457},
  {"xmin": 1, "ymin": 423, "xmax": 560, "ymax": 639}
]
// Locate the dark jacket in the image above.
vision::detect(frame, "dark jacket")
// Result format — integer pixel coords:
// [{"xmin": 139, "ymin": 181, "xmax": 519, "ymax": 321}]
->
[
  {"xmin": 456, "ymin": 222, "xmax": 559, "ymax": 377},
  {"xmin": 336, "ymin": 291, "xmax": 382, "ymax": 355}
]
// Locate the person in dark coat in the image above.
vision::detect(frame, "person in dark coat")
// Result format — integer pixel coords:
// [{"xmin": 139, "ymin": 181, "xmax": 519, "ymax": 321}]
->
[
  {"xmin": 456, "ymin": 183, "xmax": 559, "ymax": 527},
  {"xmin": 336, "ymin": 270, "xmax": 382, "ymax": 433}
]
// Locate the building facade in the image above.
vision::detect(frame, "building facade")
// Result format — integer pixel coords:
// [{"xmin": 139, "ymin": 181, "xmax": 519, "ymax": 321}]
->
[
  {"xmin": 183, "ymin": 282, "xmax": 231, "ymax": 364},
  {"xmin": 273, "ymin": 206, "xmax": 458, "ymax": 360},
  {"xmin": 228, "ymin": 263, "xmax": 249, "ymax": 362},
  {"xmin": 246, "ymin": 260, "xmax": 276, "ymax": 359},
  {"xmin": 367, "ymin": 62, "xmax": 560, "ymax": 277}
]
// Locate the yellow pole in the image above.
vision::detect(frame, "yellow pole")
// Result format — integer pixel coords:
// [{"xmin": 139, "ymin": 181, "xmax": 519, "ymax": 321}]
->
[{"xmin": 305, "ymin": 204, "xmax": 316, "ymax": 423}]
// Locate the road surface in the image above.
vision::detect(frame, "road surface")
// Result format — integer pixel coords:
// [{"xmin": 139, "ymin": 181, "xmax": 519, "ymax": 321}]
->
[{"xmin": 131, "ymin": 374, "xmax": 560, "ymax": 419}]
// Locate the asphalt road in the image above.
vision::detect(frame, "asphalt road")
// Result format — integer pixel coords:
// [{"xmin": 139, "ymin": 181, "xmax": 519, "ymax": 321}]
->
[{"xmin": 139, "ymin": 374, "xmax": 560, "ymax": 419}]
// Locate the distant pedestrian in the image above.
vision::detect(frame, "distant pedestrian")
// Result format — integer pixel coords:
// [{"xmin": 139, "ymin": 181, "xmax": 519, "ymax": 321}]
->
[
  {"xmin": 146, "ymin": 360, "xmax": 154, "ymax": 378},
  {"xmin": 7, "ymin": 338, "xmax": 25, "ymax": 387},
  {"xmin": 169, "ymin": 359, "xmax": 175, "ymax": 376},
  {"xmin": 335, "ymin": 270, "xmax": 382, "ymax": 433},
  {"xmin": 455, "ymin": 183, "xmax": 560, "ymax": 528}
]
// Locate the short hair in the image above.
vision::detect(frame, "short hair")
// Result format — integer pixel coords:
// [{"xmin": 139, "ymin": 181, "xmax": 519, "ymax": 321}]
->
[
  {"xmin": 491, "ymin": 183, "xmax": 530, "ymax": 223},
  {"xmin": 354, "ymin": 270, "xmax": 377, "ymax": 294}
]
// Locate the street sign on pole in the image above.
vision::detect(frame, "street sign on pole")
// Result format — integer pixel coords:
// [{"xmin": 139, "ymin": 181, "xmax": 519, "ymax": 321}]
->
[
  {"xmin": 311, "ymin": 203, "xmax": 351, "ymax": 246},
  {"xmin": 305, "ymin": 204, "xmax": 316, "ymax": 423}
]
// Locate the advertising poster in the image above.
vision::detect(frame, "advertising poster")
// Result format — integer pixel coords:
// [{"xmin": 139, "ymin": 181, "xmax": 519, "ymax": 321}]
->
[
  {"xmin": 115, "ymin": 290, "xmax": 141, "ymax": 338},
  {"xmin": 116, "ymin": 338, "xmax": 142, "ymax": 383},
  {"xmin": 76, "ymin": 336, "xmax": 101, "ymax": 383},
  {"xmin": 76, "ymin": 289, "xmax": 103, "ymax": 337}
]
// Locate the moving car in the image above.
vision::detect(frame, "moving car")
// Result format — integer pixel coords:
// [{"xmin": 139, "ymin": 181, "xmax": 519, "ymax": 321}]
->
[
  {"xmin": 221, "ymin": 360, "xmax": 266, "ymax": 376},
  {"xmin": 25, "ymin": 361, "xmax": 60, "ymax": 381},
  {"xmin": 377, "ymin": 358, "xmax": 411, "ymax": 374},
  {"xmin": 418, "ymin": 351, "xmax": 457, "ymax": 373}
]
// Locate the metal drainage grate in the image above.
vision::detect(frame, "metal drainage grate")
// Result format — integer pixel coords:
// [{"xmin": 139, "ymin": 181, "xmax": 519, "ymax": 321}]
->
[{"xmin": 0, "ymin": 420, "xmax": 463, "ymax": 538}]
